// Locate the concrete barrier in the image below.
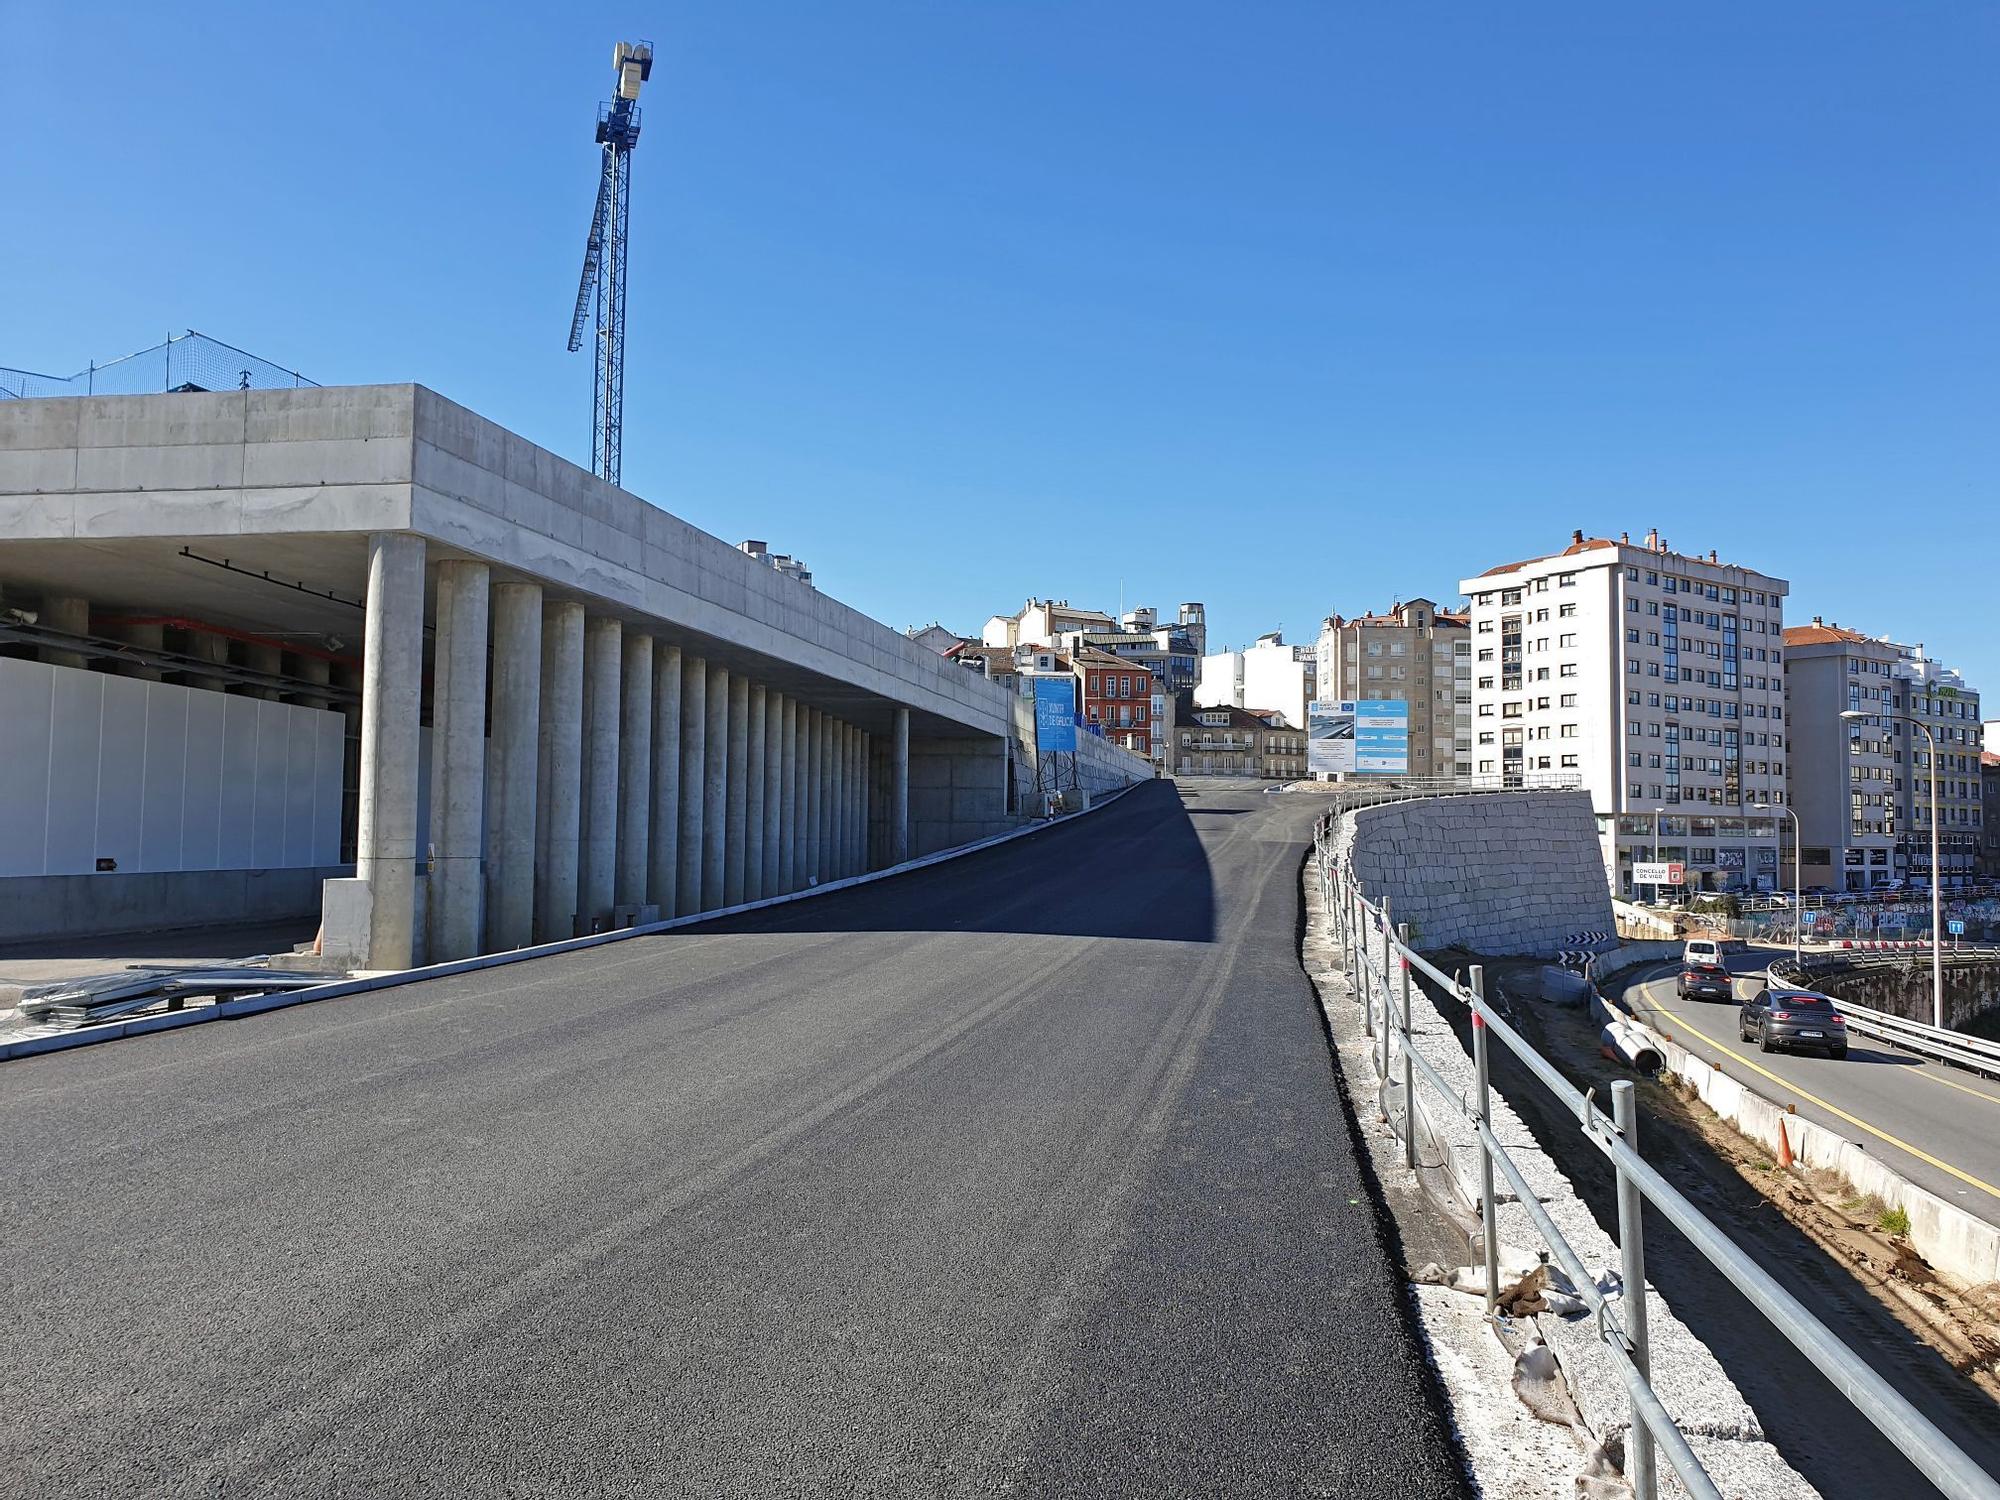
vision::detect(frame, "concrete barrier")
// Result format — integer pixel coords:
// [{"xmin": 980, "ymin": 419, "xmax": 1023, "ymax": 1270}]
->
[{"xmin": 1605, "ymin": 983, "xmax": 2000, "ymax": 1289}]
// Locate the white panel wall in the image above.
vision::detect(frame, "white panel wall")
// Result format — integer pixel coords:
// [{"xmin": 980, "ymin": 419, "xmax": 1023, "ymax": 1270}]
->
[{"xmin": 0, "ymin": 659, "xmax": 344, "ymax": 877}]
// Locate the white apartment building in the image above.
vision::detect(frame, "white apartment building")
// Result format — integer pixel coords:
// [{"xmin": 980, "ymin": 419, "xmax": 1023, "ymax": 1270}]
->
[
  {"xmin": 1314, "ymin": 600, "xmax": 1470, "ymax": 778},
  {"xmin": 1459, "ymin": 529, "xmax": 1790, "ymax": 897},
  {"xmin": 1196, "ymin": 631, "xmax": 1315, "ymax": 730},
  {"xmin": 981, "ymin": 598, "xmax": 1117, "ymax": 650}
]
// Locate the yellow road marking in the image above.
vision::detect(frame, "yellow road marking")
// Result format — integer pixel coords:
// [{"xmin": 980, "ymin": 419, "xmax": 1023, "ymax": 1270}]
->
[{"xmin": 1631, "ymin": 980, "xmax": 2000, "ymax": 1205}]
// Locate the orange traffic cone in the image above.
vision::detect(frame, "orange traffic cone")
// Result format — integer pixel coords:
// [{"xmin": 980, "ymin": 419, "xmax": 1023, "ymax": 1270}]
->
[{"xmin": 1776, "ymin": 1118, "xmax": 1793, "ymax": 1170}]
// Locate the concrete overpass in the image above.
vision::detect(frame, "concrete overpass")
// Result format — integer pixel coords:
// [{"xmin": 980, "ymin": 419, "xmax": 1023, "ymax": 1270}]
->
[{"xmin": 0, "ymin": 385, "xmax": 1147, "ymax": 966}]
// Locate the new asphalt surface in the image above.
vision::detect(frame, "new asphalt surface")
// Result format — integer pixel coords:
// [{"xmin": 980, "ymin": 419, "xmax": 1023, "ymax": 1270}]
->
[{"xmin": 0, "ymin": 780, "xmax": 1468, "ymax": 1498}]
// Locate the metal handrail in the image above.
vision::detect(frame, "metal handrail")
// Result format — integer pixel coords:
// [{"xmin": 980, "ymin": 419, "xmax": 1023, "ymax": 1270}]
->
[{"xmin": 1313, "ymin": 826, "xmax": 2000, "ymax": 1500}]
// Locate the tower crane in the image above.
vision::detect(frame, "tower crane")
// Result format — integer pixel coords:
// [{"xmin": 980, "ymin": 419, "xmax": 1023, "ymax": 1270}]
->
[{"xmin": 567, "ymin": 40, "xmax": 653, "ymax": 487}]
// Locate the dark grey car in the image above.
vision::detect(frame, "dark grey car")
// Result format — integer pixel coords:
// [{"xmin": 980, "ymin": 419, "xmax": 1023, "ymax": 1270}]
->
[
  {"xmin": 1677, "ymin": 963, "xmax": 1733, "ymax": 1002},
  {"xmin": 1739, "ymin": 986, "xmax": 1848, "ymax": 1059}
]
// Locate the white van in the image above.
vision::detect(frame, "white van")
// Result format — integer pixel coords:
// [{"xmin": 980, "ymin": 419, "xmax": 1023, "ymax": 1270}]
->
[{"xmin": 1683, "ymin": 937, "xmax": 1723, "ymax": 968}]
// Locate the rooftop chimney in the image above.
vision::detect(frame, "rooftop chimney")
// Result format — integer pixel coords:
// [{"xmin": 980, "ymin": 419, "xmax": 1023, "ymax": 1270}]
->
[
  {"xmin": 1571, "ymin": 528, "xmax": 1584, "ymax": 544},
  {"xmin": 1709, "ymin": 549, "xmax": 1718, "ymax": 564},
  {"xmin": 1643, "ymin": 527, "xmax": 1659, "ymax": 552},
  {"xmin": 1812, "ymin": 615, "xmax": 1823, "ymax": 627},
  {"xmin": 1620, "ymin": 530, "xmax": 1630, "ymax": 543}
]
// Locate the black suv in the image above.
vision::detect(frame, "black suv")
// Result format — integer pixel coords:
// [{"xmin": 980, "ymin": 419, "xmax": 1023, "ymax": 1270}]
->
[
  {"xmin": 1739, "ymin": 987, "xmax": 1847, "ymax": 1059},
  {"xmin": 1676, "ymin": 963, "xmax": 1733, "ymax": 1002}
]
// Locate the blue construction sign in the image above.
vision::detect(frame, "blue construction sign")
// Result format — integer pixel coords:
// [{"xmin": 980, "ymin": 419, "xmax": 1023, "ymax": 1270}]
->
[{"xmin": 1033, "ymin": 676, "xmax": 1077, "ymax": 752}]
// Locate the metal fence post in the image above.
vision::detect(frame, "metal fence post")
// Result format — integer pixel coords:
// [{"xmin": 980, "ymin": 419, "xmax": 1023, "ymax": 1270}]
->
[
  {"xmin": 1379, "ymin": 897, "xmax": 1394, "ymax": 1085},
  {"xmin": 1398, "ymin": 921, "xmax": 1416, "ymax": 1170},
  {"xmin": 1471, "ymin": 964, "xmax": 1500, "ymax": 1315},
  {"xmin": 1361, "ymin": 889, "xmax": 1376, "ymax": 1039},
  {"xmin": 1613, "ymin": 1079, "xmax": 1656, "ymax": 1500}
]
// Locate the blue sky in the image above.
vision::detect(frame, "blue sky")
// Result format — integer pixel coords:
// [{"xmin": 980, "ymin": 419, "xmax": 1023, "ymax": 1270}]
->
[{"xmin": 4, "ymin": 3, "xmax": 1994, "ymax": 693}]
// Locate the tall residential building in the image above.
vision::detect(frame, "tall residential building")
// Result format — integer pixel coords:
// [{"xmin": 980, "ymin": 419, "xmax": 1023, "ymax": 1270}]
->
[
  {"xmin": 1314, "ymin": 599, "xmax": 1470, "ymax": 779},
  {"xmin": 1882, "ymin": 645, "xmax": 1984, "ymax": 886},
  {"xmin": 1195, "ymin": 631, "xmax": 1315, "ymax": 729},
  {"xmin": 1982, "ymin": 752, "xmax": 2000, "ymax": 881},
  {"xmin": 1459, "ymin": 529, "xmax": 1790, "ymax": 897},
  {"xmin": 1780, "ymin": 620, "xmax": 1904, "ymax": 891}
]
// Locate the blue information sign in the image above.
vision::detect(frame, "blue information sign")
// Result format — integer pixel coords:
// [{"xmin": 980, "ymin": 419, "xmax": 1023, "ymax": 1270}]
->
[
  {"xmin": 1949, "ymin": 919, "xmax": 1966, "ymax": 936},
  {"xmin": 1033, "ymin": 676, "xmax": 1077, "ymax": 752}
]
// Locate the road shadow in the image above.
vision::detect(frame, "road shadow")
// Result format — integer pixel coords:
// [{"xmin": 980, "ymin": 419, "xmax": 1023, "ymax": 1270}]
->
[
  {"xmin": 688, "ymin": 779, "xmax": 1219, "ymax": 943},
  {"xmin": 1839, "ymin": 1049, "xmax": 1926, "ymax": 1068}
]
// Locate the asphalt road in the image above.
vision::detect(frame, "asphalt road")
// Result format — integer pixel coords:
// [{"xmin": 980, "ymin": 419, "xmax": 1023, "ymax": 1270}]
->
[
  {"xmin": 1624, "ymin": 955, "xmax": 2000, "ymax": 1221},
  {"xmin": 0, "ymin": 781, "xmax": 1466, "ymax": 1499}
]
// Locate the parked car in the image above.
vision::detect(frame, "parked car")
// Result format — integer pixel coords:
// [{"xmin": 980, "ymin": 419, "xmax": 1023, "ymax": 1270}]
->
[
  {"xmin": 1739, "ymin": 987, "xmax": 1847, "ymax": 1058},
  {"xmin": 1677, "ymin": 963, "xmax": 1734, "ymax": 1002},
  {"xmin": 1683, "ymin": 937, "xmax": 1723, "ymax": 967}
]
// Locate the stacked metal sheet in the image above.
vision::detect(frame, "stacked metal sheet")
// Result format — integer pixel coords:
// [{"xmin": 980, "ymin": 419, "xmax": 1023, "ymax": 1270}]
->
[{"xmin": 16, "ymin": 965, "xmax": 336, "ymax": 1029}]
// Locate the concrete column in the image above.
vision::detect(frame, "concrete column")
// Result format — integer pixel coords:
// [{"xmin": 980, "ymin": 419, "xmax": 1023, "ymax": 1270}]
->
[
  {"xmin": 351, "ymin": 533, "xmax": 426, "ymax": 970},
  {"xmin": 486, "ymin": 581, "xmax": 542, "ymax": 952},
  {"xmin": 724, "ymin": 674, "xmax": 750, "ymax": 907},
  {"xmin": 187, "ymin": 631, "xmax": 232, "ymax": 692},
  {"xmin": 761, "ymin": 691, "xmax": 784, "ymax": 896},
  {"xmin": 844, "ymin": 721, "xmax": 860, "ymax": 878},
  {"xmin": 832, "ymin": 721, "xmax": 849, "ymax": 879},
  {"xmin": 744, "ymin": 683, "xmax": 767, "ymax": 902},
  {"xmin": 119, "ymin": 620, "xmax": 164, "ymax": 682},
  {"xmin": 534, "ymin": 600, "xmax": 585, "ymax": 944},
  {"xmin": 676, "ymin": 655, "xmax": 707, "ymax": 916},
  {"xmin": 617, "ymin": 631, "xmax": 654, "ymax": 911},
  {"xmin": 650, "ymin": 644, "xmax": 682, "ymax": 916},
  {"xmin": 778, "ymin": 696, "xmax": 799, "ymax": 893},
  {"xmin": 846, "ymin": 723, "xmax": 862, "ymax": 877},
  {"xmin": 890, "ymin": 706, "xmax": 910, "ymax": 866},
  {"xmin": 40, "ymin": 594, "xmax": 89, "ymax": 670},
  {"xmin": 246, "ymin": 641, "xmax": 285, "ymax": 701},
  {"xmin": 805, "ymin": 708, "xmax": 824, "ymax": 885},
  {"xmin": 294, "ymin": 654, "xmax": 333, "ymax": 709},
  {"xmin": 818, "ymin": 714, "xmax": 837, "ymax": 884},
  {"xmin": 578, "ymin": 616, "xmax": 623, "ymax": 931},
  {"xmin": 702, "ymin": 662, "xmax": 729, "ymax": 911},
  {"xmin": 426, "ymin": 559, "xmax": 489, "ymax": 964},
  {"xmin": 856, "ymin": 729, "xmax": 871, "ymax": 875}
]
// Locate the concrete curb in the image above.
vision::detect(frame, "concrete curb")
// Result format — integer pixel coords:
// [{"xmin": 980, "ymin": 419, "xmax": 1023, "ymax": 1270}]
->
[
  {"xmin": 1602, "ymin": 966, "xmax": 2000, "ymax": 1288},
  {"xmin": 4, "ymin": 779, "xmax": 1149, "ymax": 1062}
]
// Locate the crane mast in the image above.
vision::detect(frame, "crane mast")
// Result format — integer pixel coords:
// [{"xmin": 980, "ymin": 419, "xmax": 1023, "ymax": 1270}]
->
[{"xmin": 567, "ymin": 40, "xmax": 652, "ymax": 487}]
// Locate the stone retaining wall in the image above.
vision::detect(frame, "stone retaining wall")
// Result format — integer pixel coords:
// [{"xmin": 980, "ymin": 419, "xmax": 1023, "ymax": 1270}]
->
[{"xmin": 1330, "ymin": 791, "xmax": 1615, "ymax": 958}]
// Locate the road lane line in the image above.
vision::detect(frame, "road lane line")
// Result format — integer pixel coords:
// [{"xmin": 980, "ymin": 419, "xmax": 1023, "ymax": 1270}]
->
[{"xmin": 1629, "ymin": 980, "xmax": 2000, "ymax": 1205}]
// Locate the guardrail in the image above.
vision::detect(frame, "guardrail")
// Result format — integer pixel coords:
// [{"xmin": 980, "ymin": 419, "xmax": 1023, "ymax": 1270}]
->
[
  {"xmin": 1312, "ymin": 821, "xmax": 2000, "ymax": 1500},
  {"xmin": 1769, "ymin": 956, "xmax": 2000, "ymax": 1081}
]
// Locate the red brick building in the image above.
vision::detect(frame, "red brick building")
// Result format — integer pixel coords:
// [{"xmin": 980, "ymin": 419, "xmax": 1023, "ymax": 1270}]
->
[{"xmin": 1075, "ymin": 645, "xmax": 1157, "ymax": 759}]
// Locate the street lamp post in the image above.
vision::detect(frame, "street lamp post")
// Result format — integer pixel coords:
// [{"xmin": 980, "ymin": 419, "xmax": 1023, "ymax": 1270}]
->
[
  {"xmin": 1752, "ymin": 802, "xmax": 1801, "ymax": 965},
  {"xmin": 1652, "ymin": 806, "xmax": 1666, "ymax": 907},
  {"xmin": 1842, "ymin": 708, "xmax": 1943, "ymax": 1030}
]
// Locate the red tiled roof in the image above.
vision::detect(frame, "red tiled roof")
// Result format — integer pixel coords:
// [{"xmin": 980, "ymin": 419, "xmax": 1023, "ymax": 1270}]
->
[
  {"xmin": 1475, "ymin": 537, "xmax": 1618, "ymax": 578},
  {"xmin": 1782, "ymin": 624, "xmax": 1874, "ymax": 647}
]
